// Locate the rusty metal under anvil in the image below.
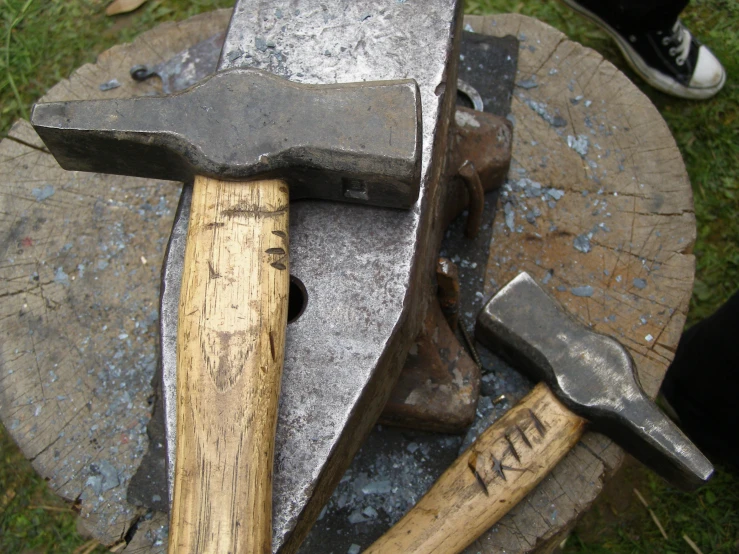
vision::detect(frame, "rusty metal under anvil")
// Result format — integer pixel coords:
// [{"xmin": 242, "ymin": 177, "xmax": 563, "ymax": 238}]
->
[
  {"xmin": 444, "ymin": 107, "xmax": 513, "ymax": 239},
  {"xmin": 379, "ymin": 298, "xmax": 481, "ymax": 433},
  {"xmin": 374, "ymin": 32, "xmax": 516, "ymax": 433},
  {"xmin": 437, "ymin": 257, "xmax": 461, "ymax": 330}
]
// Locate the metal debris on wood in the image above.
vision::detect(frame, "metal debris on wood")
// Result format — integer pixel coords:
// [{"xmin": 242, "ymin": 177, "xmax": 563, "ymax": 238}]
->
[
  {"xmin": 522, "ymin": 95, "xmax": 567, "ymax": 127},
  {"xmin": 99, "ymin": 78, "xmax": 121, "ymax": 91},
  {"xmin": 571, "ymin": 286, "xmax": 594, "ymax": 297},
  {"xmin": 574, "ymin": 233, "xmax": 593, "ymax": 253},
  {"xmin": 567, "ymin": 134, "xmax": 590, "ymax": 157},
  {"xmin": 516, "ymin": 77, "xmax": 538, "ymax": 89},
  {"xmin": 32, "ymin": 184, "xmax": 55, "ymax": 201}
]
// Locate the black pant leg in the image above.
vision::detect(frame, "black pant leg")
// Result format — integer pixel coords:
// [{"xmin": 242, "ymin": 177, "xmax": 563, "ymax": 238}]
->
[
  {"xmin": 582, "ymin": 0, "xmax": 690, "ymax": 31},
  {"xmin": 660, "ymin": 290, "xmax": 739, "ymax": 468}
]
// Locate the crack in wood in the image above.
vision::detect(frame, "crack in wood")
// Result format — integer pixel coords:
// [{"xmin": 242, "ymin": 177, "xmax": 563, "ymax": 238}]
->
[
  {"xmin": 222, "ymin": 206, "xmax": 287, "ymax": 219},
  {"xmin": 207, "ymin": 261, "xmax": 220, "ymax": 279},
  {"xmin": 6, "ymin": 135, "xmax": 50, "ymax": 154}
]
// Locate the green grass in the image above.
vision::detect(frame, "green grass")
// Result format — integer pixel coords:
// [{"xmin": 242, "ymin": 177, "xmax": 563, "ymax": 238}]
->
[
  {"xmin": 1, "ymin": 430, "xmax": 110, "ymax": 553},
  {"xmin": 1, "ymin": 0, "xmax": 234, "ymax": 134},
  {"xmin": 564, "ymin": 458, "xmax": 739, "ymax": 553},
  {"xmin": 1, "ymin": 0, "xmax": 738, "ymax": 552}
]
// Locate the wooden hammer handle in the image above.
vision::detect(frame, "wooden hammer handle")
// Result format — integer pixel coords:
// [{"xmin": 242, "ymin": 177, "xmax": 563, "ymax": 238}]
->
[
  {"xmin": 366, "ymin": 383, "xmax": 586, "ymax": 554},
  {"xmin": 168, "ymin": 176, "xmax": 290, "ymax": 553}
]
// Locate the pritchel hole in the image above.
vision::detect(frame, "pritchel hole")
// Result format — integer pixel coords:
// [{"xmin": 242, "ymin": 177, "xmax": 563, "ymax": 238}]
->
[
  {"xmin": 288, "ymin": 276, "xmax": 308, "ymax": 324},
  {"xmin": 456, "ymin": 90, "xmax": 475, "ymax": 109}
]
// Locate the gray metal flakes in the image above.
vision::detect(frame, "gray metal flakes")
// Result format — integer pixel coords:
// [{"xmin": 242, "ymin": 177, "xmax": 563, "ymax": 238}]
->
[
  {"xmin": 573, "ymin": 233, "xmax": 592, "ymax": 253},
  {"xmin": 32, "ymin": 184, "xmax": 55, "ymax": 201},
  {"xmin": 571, "ymin": 285, "xmax": 594, "ymax": 297},
  {"xmin": 567, "ymin": 134, "xmax": 590, "ymax": 157},
  {"xmin": 504, "ymin": 201, "xmax": 515, "ymax": 232},
  {"xmin": 99, "ymin": 79, "xmax": 121, "ymax": 91},
  {"xmin": 547, "ymin": 188, "xmax": 564, "ymax": 200},
  {"xmin": 523, "ymin": 97, "xmax": 567, "ymax": 127},
  {"xmin": 361, "ymin": 480, "xmax": 392, "ymax": 495},
  {"xmin": 53, "ymin": 266, "xmax": 70, "ymax": 286},
  {"xmin": 517, "ymin": 77, "xmax": 538, "ymax": 89}
]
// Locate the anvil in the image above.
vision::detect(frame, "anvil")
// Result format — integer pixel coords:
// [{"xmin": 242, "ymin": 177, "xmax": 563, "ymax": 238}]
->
[{"xmin": 31, "ymin": 0, "xmax": 466, "ymax": 551}]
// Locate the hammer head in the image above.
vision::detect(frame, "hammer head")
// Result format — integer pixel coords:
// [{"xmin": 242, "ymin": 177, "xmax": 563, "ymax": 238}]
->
[
  {"xmin": 476, "ymin": 272, "xmax": 713, "ymax": 490},
  {"xmin": 31, "ymin": 69, "xmax": 422, "ymax": 209}
]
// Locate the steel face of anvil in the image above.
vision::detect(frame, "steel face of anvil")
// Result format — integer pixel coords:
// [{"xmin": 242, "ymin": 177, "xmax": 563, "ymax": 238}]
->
[
  {"xmin": 160, "ymin": 1, "xmax": 463, "ymax": 552},
  {"xmin": 30, "ymin": 70, "xmax": 422, "ymax": 209}
]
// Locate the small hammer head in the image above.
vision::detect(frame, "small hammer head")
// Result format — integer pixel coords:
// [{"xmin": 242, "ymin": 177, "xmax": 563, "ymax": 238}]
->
[
  {"xmin": 476, "ymin": 272, "xmax": 713, "ymax": 490},
  {"xmin": 30, "ymin": 68, "xmax": 422, "ymax": 209}
]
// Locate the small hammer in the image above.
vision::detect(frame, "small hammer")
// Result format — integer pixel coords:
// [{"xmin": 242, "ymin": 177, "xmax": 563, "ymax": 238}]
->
[{"xmin": 367, "ymin": 272, "xmax": 713, "ymax": 554}]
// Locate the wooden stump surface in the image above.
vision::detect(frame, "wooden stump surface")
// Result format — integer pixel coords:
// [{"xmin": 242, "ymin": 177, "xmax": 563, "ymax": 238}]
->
[
  {"xmin": 0, "ymin": 9, "xmax": 233, "ymax": 551},
  {"xmin": 0, "ymin": 10, "xmax": 694, "ymax": 554},
  {"xmin": 462, "ymin": 14, "xmax": 695, "ymax": 553}
]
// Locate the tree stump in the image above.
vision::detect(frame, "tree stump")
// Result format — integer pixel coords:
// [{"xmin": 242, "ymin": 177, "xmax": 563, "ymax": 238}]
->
[{"xmin": 0, "ymin": 10, "xmax": 694, "ymax": 554}]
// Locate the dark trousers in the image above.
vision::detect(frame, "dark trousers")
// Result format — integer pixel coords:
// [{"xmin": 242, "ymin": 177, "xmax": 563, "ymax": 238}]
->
[
  {"xmin": 661, "ymin": 290, "xmax": 739, "ymax": 468},
  {"xmin": 590, "ymin": 0, "xmax": 690, "ymax": 30}
]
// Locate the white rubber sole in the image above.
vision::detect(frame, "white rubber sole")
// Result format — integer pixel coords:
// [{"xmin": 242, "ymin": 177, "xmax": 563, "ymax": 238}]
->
[{"xmin": 560, "ymin": 0, "xmax": 726, "ymax": 100}]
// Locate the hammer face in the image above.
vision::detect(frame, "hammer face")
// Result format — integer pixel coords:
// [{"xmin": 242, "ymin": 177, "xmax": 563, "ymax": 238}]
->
[
  {"xmin": 476, "ymin": 273, "xmax": 714, "ymax": 490},
  {"xmin": 31, "ymin": 69, "xmax": 422, "ymax": 209}
]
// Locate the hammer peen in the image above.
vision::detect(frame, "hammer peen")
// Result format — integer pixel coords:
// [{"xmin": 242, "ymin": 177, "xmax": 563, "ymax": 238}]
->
[
  {"xmin": 368, "ymin": 272, "xmax": 713, "ymax": 554},
  {"xmin": 30, "ymin": 14, "xmax": 421, "ymax": 554}
]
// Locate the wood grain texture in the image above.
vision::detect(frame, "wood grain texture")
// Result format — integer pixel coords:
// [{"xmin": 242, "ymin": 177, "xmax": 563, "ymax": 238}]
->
[
  {"xmin": 466, "ymin": 13, "xmax": 694, "ymax": 398},
  {"xmin": 168, "ymin": 176, "xmax": 289, "ymax": 553},
  {"xmin": 367, "ymin": 383, "xmax": 586, "ymax": 554}
]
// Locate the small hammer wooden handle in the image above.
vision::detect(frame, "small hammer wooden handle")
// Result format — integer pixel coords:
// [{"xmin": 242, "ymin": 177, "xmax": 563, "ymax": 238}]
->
[
  {"xmin": 366, "ymin": 382, "xmax": 586, "ymax": 554},
  {"xmin": 168, "ymin": 176, "xmax": 289, "ymax": 553}
]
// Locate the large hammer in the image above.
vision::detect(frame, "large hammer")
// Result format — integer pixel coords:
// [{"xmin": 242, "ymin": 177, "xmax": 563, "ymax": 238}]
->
[
  {"xmin": 368, "ymin": 272, "xmax": 713, "ymax": 553},
  {"xmin": 29, "ymin": 6, "xmax": 422, "ymax": 554}
]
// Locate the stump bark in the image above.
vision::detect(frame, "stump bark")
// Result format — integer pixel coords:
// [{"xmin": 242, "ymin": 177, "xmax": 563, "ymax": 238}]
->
[{"xmin": 0, "ymin": 11, "xmax": 694, "ymax": 554}]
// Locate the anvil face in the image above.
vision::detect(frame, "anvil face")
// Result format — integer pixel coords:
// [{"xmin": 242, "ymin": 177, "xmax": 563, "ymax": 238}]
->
[{"xmin": 160, "ymin": 1, "xmax": 463, "ymax": 551}]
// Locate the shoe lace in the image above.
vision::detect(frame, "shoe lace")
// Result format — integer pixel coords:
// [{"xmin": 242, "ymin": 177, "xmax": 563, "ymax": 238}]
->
[{"xmin": 661, "ymin": 21, "xmax": 691, "ymax": 66}]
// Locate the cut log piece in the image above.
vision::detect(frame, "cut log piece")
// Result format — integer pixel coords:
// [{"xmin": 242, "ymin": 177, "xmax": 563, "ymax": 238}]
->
[{"xmin": 0, "ymin": 11, "xmax": 694, "ymax": 554}]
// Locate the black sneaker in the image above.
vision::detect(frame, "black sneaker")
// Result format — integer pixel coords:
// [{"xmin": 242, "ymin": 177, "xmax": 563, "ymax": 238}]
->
[{"xmin": 562, "ymin": 0, "xmax": 726, "ymax": 99}]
